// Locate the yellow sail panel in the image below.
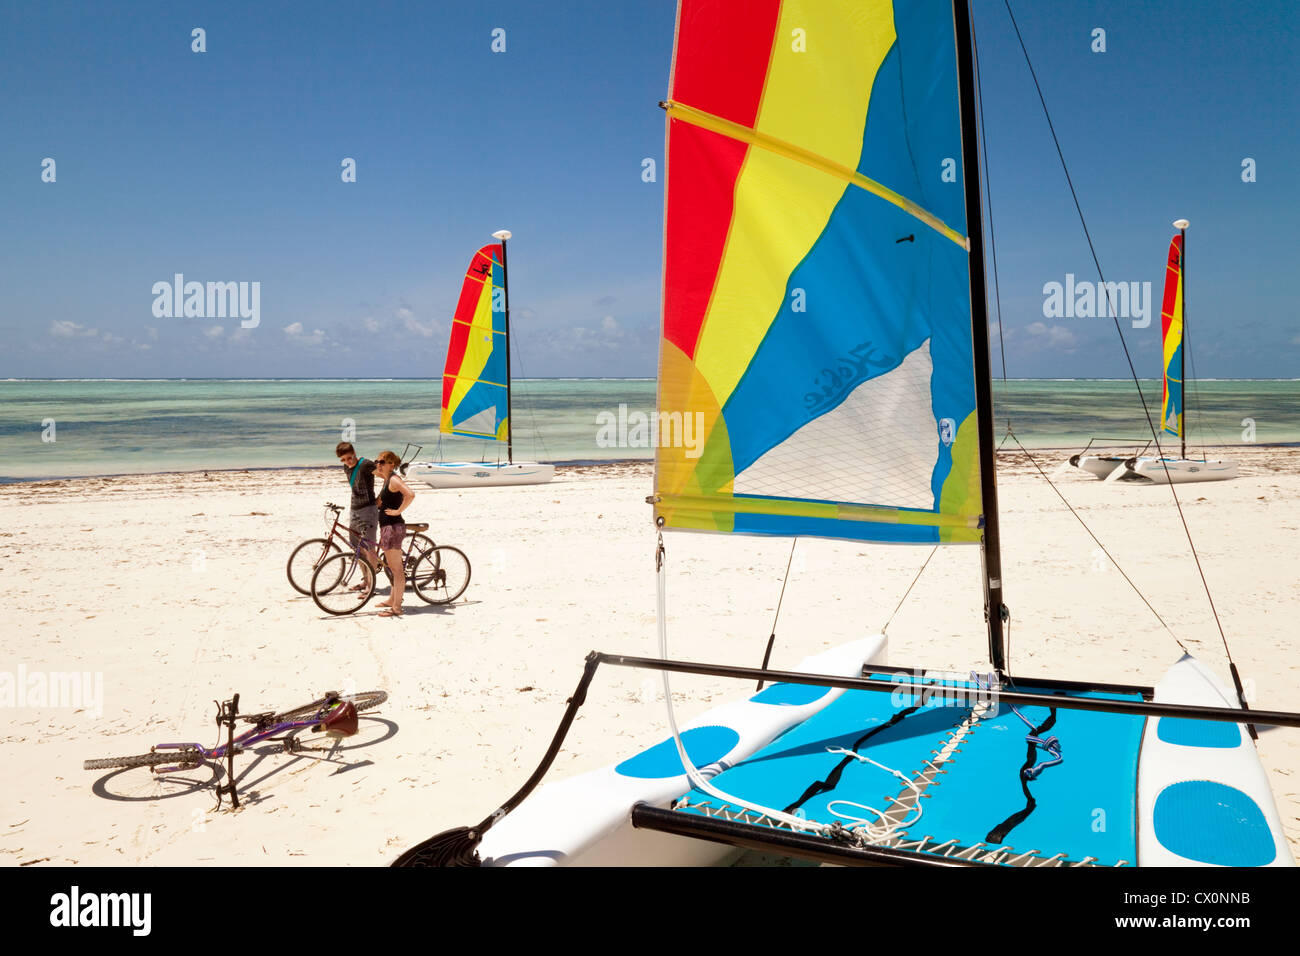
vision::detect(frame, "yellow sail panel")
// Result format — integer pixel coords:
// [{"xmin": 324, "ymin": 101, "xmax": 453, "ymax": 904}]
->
[{"xmin": 441, "ymin": 244, "xmax": 508, "ymax": 438}]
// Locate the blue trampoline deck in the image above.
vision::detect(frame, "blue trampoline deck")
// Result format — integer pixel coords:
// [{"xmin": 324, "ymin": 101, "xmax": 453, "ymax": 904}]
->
[{"xmin": 673, "ymin": 675, "xmax": 1146, "ymax": 866}]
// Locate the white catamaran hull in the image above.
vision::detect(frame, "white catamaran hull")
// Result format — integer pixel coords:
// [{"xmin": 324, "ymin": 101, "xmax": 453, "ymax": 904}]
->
[
  {"xmin": 1137, "ymin": 656, "xmax": 1292, "ymax": 866},
  {"xmin": 1071, "ymin": 455, "xmax": 1129, "ymax": 479},
  {"xmin": 1129, "ymin": 457, "xmax": 1237, "ymax": 484},
  {"xmin": 1071, "ymin": 455, "xmax": 1237, "ymax": 483},
  {"xmin": 473, "ymin": 635, "xmax": 888, "ymax": 867},
  {"xmin": 406, "ymin": 461, "xmax": 555, "ymax": 489}
]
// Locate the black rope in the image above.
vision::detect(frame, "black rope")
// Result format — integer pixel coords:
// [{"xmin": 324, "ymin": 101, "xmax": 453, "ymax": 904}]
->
[
  {"xmin": 985, "ymin": 707, "xmax": 1057, "ymax": 844},
  {"xmin": 1003, "ymin": 1, "xmax": 1241, "ymax": 692},
  {"xmin": 783, "ymin": 704, "xmax": 922, "ymax": 815}
]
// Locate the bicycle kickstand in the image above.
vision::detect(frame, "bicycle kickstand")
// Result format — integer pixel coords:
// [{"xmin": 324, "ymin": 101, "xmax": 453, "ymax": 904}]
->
[{"xmin": 214, "ymin": 694, "xmax": 242, "ymax": 810}]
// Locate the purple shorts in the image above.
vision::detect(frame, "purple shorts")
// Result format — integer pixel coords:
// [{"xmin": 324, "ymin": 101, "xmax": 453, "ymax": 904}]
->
[{"xmin": 379, "ymin": 522, "xmax": 406, "ymax": 551}]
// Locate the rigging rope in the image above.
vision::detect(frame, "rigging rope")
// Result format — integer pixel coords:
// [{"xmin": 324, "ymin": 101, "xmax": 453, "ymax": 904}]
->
[
  {"xmin": 1000, "ymin": 1, "xmax": 1240, "ymax": 693},
  {"xmin": 756, "ymin": 538, "xmax": 799, "ymax": 691},
  {"xmin": 505, "ymin": 317, "xmax": 552, "ymax": 464},
  {"xmin": 656, "ymin": 534, "xmax": 840, "ymax": 837},
  {"xmin": 971, "ymin": 6, "xmax": 1010, "ymax": 423},
  {"xmin": 1005, "ymin": 426, "xmax": 1188, "ymax": 653},
  {"xmin": 656, "ymin": 535, "xmax": 932, "ymax": 845},
  {"xmin": 881, "ymin": 546, "xmax": 939, "ymax": 635}
]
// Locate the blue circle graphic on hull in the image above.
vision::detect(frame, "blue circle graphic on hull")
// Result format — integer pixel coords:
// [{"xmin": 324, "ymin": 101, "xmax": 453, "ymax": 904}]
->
[
  {"xmin": 615, "ymin": 725, "xmax": 741, "ymax": 779},
  {"xmin": 750, "ymin": 683, "xmax": 830, "ymax": 706},
  {"xmin": 1156, "ymin": 717, "xmax": 1241, "ymax": 749},
  {"xmin": 1153, "ymin": 780, "xmax": 1275, "ymax": 866}
]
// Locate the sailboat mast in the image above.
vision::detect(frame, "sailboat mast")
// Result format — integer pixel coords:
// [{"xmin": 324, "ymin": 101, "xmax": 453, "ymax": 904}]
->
[
  {"xmin": 493, "ymin": 229, "xmax": 514, "ymax": 464},
  {"xmin": 1176, "ymin": 219, "xmax": 1188, "ymax": 460},
  {"xmin": 953, "ymin": 0, "xmax": 1006, "ymax": 673}
]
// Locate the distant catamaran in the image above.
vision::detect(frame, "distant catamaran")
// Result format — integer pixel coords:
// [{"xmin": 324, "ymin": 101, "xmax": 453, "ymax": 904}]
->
[
  {"xmin": 407, "ymin": 230, "xmax": 555, "ymax": 490},
  {"xmin": 1071, "ymin": 219, "xmax": 1238, "ymax": 484}
]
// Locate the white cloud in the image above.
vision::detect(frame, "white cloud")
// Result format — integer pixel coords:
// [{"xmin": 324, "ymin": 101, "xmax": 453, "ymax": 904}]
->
[
  {"xmin": 402, "ymin": 314, "xmax": 438, "ymax": 338},
  {"xmin": 50, "ymin": 320, "xmax": 96, "ymax": 338},
  {"xmin": 284, "ymin": 322, "xmax": 327, "ymax": 346},
  {"xmin": 1025, "ymin": 321, "xmax": 1077, "ymax": 351},
  {"xmin": 203, "ymin": 325, "xmax": 224, "ymax": 339}
]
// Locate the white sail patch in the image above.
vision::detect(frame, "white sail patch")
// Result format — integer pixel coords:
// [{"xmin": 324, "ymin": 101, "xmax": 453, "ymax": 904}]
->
[
  {"xmin": 454, "ymin": 406, "xmax": 498, "ymax": 435},
  {"xmin": 733, "ymin": 340, "xmax": 938, "ymax": 509}
]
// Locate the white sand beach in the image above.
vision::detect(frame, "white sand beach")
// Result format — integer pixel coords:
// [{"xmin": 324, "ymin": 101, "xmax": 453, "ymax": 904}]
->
[{"xmin": 1, "ymin": 449, "xmax": 1297, "ymax": 866}]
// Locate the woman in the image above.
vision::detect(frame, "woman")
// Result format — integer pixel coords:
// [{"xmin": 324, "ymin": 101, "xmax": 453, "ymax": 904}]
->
[{"xmin": 373, "ymin": 450, "xmax": 415, "ymax": 618}]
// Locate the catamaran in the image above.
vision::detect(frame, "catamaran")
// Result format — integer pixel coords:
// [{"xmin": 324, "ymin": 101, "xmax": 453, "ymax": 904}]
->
[
  {"xmin": 395, "ymin": 0, "xmax": 1296, "ymax": 867},
  {"xmin": 407, "ymin": 230, "xmax": 556, "ymax": 489},
  {"xmin": 1071, "ymin": 220, "xmax": 1238, "ymax": 484}
]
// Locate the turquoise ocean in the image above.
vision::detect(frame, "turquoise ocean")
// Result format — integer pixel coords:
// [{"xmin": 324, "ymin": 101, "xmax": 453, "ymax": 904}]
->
[{"xmin": 1, "ymin": 378, "xmax": 1296, "ymax": 482}]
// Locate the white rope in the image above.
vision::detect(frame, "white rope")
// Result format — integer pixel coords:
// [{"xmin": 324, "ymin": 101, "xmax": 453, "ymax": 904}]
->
[
  {"xmin": 656, "ymin": 537, "xmax": 836, "ymax": 838},
  {"xmin": 823, "ymin": 747, "xmax": 926, "ymax": 839}
]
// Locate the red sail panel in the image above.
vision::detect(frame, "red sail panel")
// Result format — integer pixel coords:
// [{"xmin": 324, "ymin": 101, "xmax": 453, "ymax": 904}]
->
[
  {"xmin": 661, "ymin": 0, "xmax": 781, "ymax": 360},
  {"xmin": 441, "ymin": 244, "xmax": 503, "ymax": 418}
]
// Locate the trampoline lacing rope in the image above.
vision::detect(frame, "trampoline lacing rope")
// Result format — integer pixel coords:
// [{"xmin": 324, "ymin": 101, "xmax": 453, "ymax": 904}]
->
[{"xmin": 822, "ymin": 747, "xmax": 927, "ymax": 838}]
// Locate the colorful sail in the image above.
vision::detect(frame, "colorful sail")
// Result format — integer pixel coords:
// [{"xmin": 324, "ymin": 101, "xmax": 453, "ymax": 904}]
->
[
  {"xmin": 441, "ymin": 244, "xmax": 508, "ymax": 440},
  {"xmin": 1160, "ymin": 234, "xmax": 1184, "ymax": 439},
  {"xmin": 653, "ymin": 0, "xmax": 984, "ymax": 545}
]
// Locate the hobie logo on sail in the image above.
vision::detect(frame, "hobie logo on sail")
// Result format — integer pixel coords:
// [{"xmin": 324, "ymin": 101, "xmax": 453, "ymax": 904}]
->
[
  {"xmin": 151, "ymin": 274, "xmax": 261, "ymax": 328},
  {"xmin": 596, "ymin": 405, "xmax": 705, "ymax": 458},
  {"xmin": 1042, "ymin": 274, "xmax": 1152, "ymax": 328}
]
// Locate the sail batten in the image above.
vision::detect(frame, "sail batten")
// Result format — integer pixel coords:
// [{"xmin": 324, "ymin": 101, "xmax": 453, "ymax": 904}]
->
[
  {"xmin": 654, "ymin": 0, "xmax": 984, "ymax": 545},
  {"xmin": 664, "ymin": 100, "xmax": 967, "ymax": 247},
  {"xmin": 441, "ymin": 244, "xmax": 509, "ymax": 442}
]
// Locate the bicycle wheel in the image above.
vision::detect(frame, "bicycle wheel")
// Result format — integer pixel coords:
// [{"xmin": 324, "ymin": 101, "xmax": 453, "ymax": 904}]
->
[
  {"xmin": 287, "ymin": 537, "xmax": 341, "ymax": 595},
  {"xmin": 84, "ymin": 749, "xmax": 203, "ymax": 771},
  {"xmin": 270, "ymin": 690, "xmax": 388, "ymax": 724},
  {"xmin": 311, "ymin": 552, "xmax": 375, "ymax": 615},
  {"xmin": 412, "ymin": 546, "xmax": 471, "ymax": 605},
  {"xmin": 407, "ymin": 534, "xmax": 439, "ymax": 588}
]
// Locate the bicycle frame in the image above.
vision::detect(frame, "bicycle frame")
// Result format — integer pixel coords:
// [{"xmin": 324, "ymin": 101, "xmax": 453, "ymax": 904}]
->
[
  {"xmin": 323, "ymin": 505, "xmax": 380, "ymax": 564},
  {"xmin": 149, "ymin": 715, "xmax": 334, "ymax": 769},
  {"xmin": 149, "ymin": 694, "xmax": 354, "ymax": 808},
  {"xmin": 322, "ymin": 503, "xmax": 428, "ymax": 565}
]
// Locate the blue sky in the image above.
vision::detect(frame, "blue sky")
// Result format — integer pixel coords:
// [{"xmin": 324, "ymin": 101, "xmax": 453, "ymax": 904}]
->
[{"xmin": 1, "ymin": 0, "xmax": 1296, "ymax": 379}]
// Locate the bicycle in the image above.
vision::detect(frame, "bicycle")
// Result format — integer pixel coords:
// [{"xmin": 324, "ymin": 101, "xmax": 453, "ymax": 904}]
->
[
  {"xmin": 311, "ymin": 533, "xmax": 471, "ymax": 616},
  {"xmin": 286, "ymin": 502, "xmax": 435, "ymax": 596},
  {"xmin": 83, "ymin": 690, "xmax": 388, "ymax": 809}
]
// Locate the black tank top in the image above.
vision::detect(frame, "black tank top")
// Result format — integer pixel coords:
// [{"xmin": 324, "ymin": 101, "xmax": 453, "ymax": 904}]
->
[{"xmin": 378, "ymin": 479, "xmax": 405, "ymax": 526}]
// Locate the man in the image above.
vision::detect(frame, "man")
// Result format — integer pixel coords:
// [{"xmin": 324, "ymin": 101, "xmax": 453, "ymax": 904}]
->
[{"xmin": 336, "ymin": 442, "xmax": 379, "ymax": 570}]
